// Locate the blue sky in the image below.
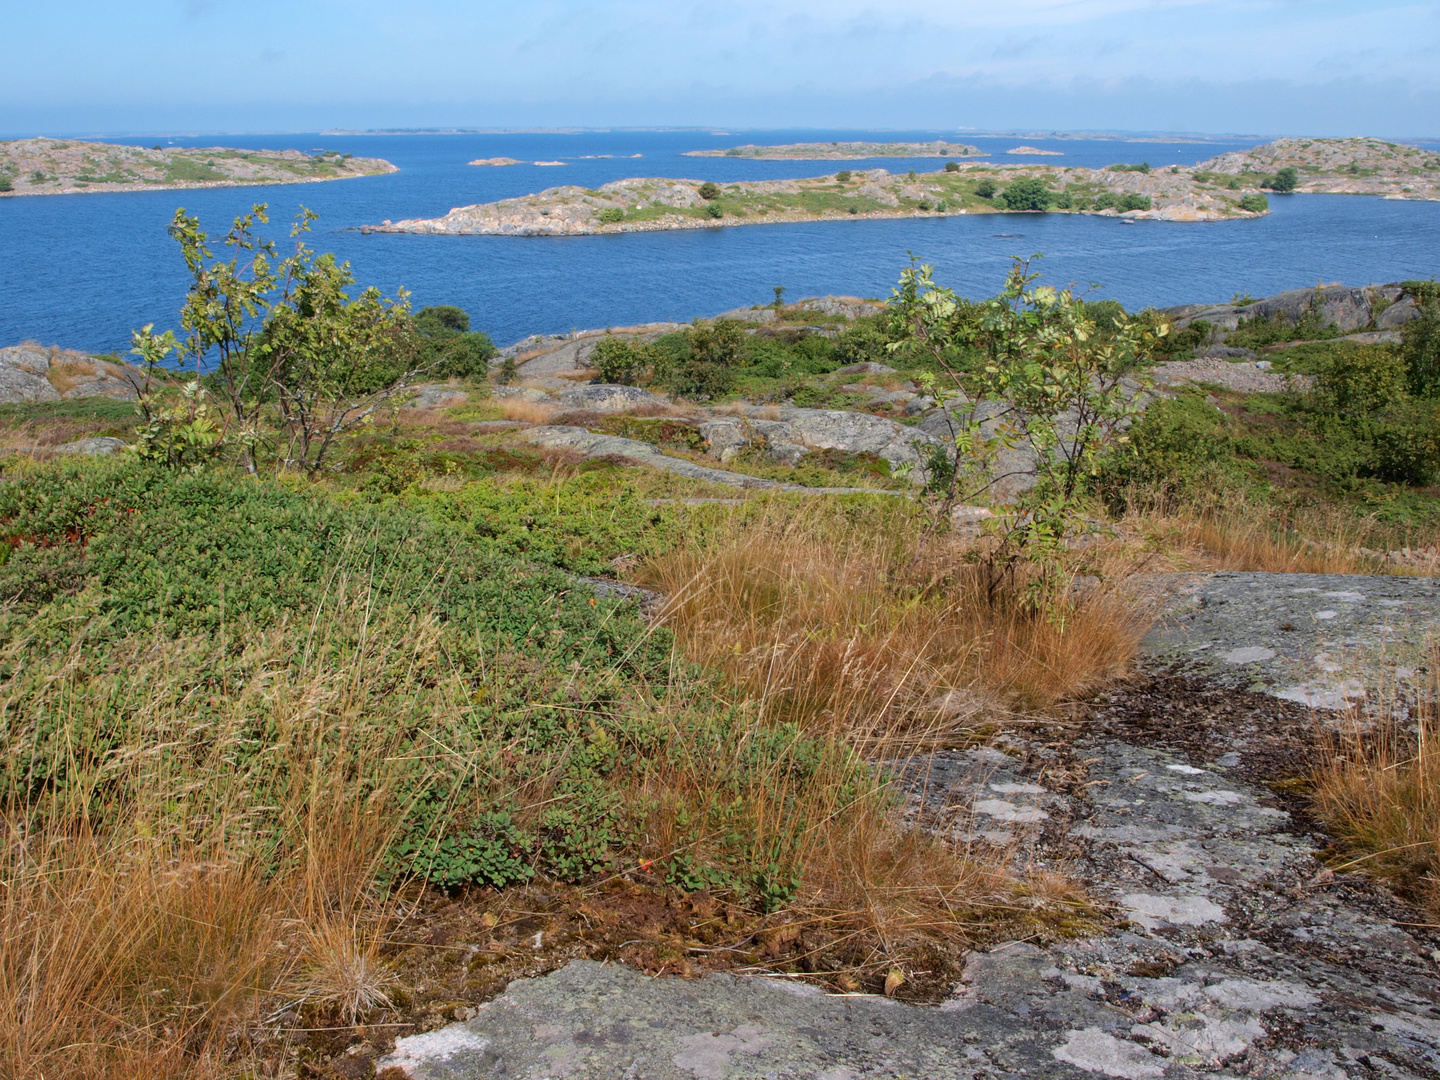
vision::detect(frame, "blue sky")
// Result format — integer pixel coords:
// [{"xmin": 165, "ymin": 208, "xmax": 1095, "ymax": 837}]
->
[{"xmin": 4, "ymin": 0, "xmax": 1437, "ymax": 136}]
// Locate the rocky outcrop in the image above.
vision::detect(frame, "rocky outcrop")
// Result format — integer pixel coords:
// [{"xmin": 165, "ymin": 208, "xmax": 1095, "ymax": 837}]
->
[
  {"xmin": 701, "ymin": 407, "xmax": 941, "ymax": 475},
  {"xmin": 0, "ymin": 344, "xmax": 143, "ymax": 404},
  {"xmin": 1194, "ymin": 137, "xmax": 1440, "ymax": 201},
  {"xmin": 1166, "ymin": 283, "xmax": 1423, "ymax": 336}
]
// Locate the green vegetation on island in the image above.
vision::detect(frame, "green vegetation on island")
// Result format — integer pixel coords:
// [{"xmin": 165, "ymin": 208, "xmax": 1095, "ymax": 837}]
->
[{"xmin": 0, "ymin": 137, "xmax": 397, "ymax": 196}]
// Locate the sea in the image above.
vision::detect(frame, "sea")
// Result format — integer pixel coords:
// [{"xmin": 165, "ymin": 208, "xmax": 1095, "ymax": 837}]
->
[{"xmin": 2, "ymin": 128, "xmax": 1439, "ymax": 354}]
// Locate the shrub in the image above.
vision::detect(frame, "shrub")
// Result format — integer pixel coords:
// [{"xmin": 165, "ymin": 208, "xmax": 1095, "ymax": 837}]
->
[
  {"xmin": 1002, "ymin": 180, "xmax": 1059, "ymax": 213},
  {"xmin": 1053, "ymin": 190, "xmax": 1073, "ymax": 209},
  {"xmin": 1314, "ymin": 345, "xmax": 1409, "ymax": 414},
  {"xmin": 705, "ymin": 202, "xmax": 724, "ymax": 219},
  {"xmin": 0, "ymin": 174, "xmax": 12, "ymax": 193},
  {"xmin": 975, "ymin": 179, "xmax": 997, "ymax": 199},
  {"xmin": 590, "ymin": 336, "xmax": 653, "ymax": 385},
  {"xmin": 597, "ymin": 207, "xmax": 624, "ymax": 224},
  {"xmin": 835, "ymin": 169, "xmax": 852, "ymax": 182},
  {"xmin": 415, "ymin": 305, "xmax": 497, "ymax": 378},
  {"xmin": 1117, "ymin": 193, "xmax": 1152, "ymax": 212},
  {"xmin": 697, "ymin": 181, "xmax": 720, "ymax": 200},
  {"xmin": 1109, "ymin": 162, "xmax": 1150, "ymax": 173},
  {"xmin": 1093, "ymin": 392, "xmax": 1243, "ymax": 507},
  {"xmin": 944, "ymin": 161, "xmax": 960, "ymax": 173},
  {"xmin": 1092, "ymin": 191, "xmax": 1119, "ymax": 210},
  {"xmin": 1401, "ymin": 287, "xmax": 1440, "ymax": 398},
  {"xmin": 1238, "ymin": 193, "xmax": 1269, "ymax": 213}
]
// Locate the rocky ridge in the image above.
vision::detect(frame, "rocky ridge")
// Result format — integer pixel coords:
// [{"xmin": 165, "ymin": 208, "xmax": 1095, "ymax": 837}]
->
[
  {"xmin": 683, "ymin": 140, "xmax": 986, "ymax": 159},
  {"xmin": 1194, "ymin": 138, "xmax": 1440, "ymax": 202},
  {"xmin": 0, "ymin": 344, "xmax": 142, "ymax": 403},
  {"xmin": 0, "ymin": 137, "xmax": 396, "ymax": 197}
]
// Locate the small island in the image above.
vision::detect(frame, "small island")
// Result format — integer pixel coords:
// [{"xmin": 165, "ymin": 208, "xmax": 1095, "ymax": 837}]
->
[
  {"xmin": 1006, "ymin": 146, "xmax": 1064, "ymax": 155},
  {"xmin": 365, "ymin": 137, "xmax": 1440, "ymax": 238},
  {"xmin": 683, "ymin": 140, "xmax": 986, "ymax": 160},
  {"xmin": 0, "ymin": 137, "xmax": 398, "ymax": 196}
]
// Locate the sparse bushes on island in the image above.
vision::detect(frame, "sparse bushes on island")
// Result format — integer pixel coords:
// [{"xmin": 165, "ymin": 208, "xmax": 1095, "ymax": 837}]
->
[
  {"xmin": 1239, "ymin": 193, "xmax": 1269, "ymax": 212},
  {"xmin": 597, "ymin": 206, "xmax": 624, "ymax": 224}
]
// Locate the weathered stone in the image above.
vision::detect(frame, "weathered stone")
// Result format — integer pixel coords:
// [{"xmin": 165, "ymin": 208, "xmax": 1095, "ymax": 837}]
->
[
  {"xmin": 53, "ymin": 436, "xmax": 129, "ymax": 456},
  {"xmin": 555, "ymin": 384, "xmax": 667, "ymax": 413},
  {"xmin": 404, "ymin": 384, "xmax": 470, "ymax": 409},
  {"xmin": 834, "ymin": 361, "xmax": 896, "ymax": 375},
  {"xmin": 697, "ymin": 419, "xmax": 747, "ymax": 462},
  {"xmin": 0, "ymin": 345, "xmax": 61, "ymax": 403}
]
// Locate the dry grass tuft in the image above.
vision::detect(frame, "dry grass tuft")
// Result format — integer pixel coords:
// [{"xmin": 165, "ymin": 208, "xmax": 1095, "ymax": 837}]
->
[
  {"xmin": 497, "ymin": 397, "xmax": 558, "ymax": 424},
  {"xmin": 640, "ymin": 500, "xmax": 1152, "ymax": 745},
  {"xmin": 1311, "ymin": 636, "xmax": 1440, "ymax": 910}
]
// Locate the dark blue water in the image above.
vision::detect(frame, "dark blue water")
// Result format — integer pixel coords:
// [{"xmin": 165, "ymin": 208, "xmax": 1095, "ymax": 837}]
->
[{"xmin": 3, "ymin": 129, "xmax": 1439, "ymax": 353}]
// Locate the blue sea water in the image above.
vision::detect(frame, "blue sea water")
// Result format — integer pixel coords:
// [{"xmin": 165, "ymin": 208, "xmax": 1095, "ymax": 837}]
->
[{"xmin": 2, "ymin": 129, "xmax": 1439, "ymax": 353}]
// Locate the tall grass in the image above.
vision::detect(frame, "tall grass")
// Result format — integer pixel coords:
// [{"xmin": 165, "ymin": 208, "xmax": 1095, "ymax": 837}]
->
[
  {"xmin": 640, "ymin": 500, "xmax": 1152, "ymax": 746},
  {"xmin": 1311, "ymin": 636, "xmax": 1440, "ymax": 910}
]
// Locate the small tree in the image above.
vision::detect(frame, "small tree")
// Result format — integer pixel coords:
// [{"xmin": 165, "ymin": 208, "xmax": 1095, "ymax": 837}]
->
[
  {"xmin": 132, "ymin": 204, "xmax": 429, "ymax": 475},
  {"xmin": 945, "ymin": 161, "xmax": 960, "ymax": 173},
  {"xmin": 1264, "ymin": 166, "xmax": 1298, "ymax": 192},
  {"xmin": 591, "ymin": 336, "xmax": 654, "ymax": 385},
  {"xmin": 1238, "ymin": 193, "xmax": 1269, "ymax": 213},
  {"xmin": 698, "ymin": 181, "xmax": 720, "ymax": 200},
  {"xmin": 975, "ymin": 179, "xmax": 997, "ymax": 199},
  {"xmin": 836, "ymin": 169, "xmax": 852, "ymax": 182},
  {"xmin": 890, "ymin": 258, "xmax": 1165, "ymax": 608}
]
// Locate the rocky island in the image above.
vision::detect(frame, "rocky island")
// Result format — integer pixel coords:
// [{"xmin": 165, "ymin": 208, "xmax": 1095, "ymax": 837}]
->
[
  {"xmin": 683, "ymin": 140, "xmax": 986, "ymax": 159},
  {"xmin": 364, "ymin": 137, "xmax": 1439, "ymax": 237},
  {"xmin": 0, "ymin": 137, "xmax": 397, "ymax": 196}
]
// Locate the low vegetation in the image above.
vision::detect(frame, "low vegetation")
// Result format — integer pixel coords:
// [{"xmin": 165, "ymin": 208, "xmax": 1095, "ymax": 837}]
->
[{"xmin": 3, "ymin": 205, "xmax": 1438, "ymax": 1076}]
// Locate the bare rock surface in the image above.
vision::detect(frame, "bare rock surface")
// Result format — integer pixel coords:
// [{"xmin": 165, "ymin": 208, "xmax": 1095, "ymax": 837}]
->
[
  {"xmin": 52, "ymin": 436, "xmax": 128, "ymax": 456},
  {"xmin": 1142, "ymin": 571, "xmax": 1440, "ymax": 709},
  {"xmin": 518, "ymin": 426, "xmax": 899, "ymax": 497}
]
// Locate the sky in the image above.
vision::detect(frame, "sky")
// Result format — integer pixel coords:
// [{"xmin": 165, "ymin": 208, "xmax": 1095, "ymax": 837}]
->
[{"xmin": 3, "ymin": 0, "xmax": 1437, "ymax": 137}]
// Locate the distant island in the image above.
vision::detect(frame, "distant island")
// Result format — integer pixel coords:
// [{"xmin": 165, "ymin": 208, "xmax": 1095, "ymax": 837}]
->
[
  {"xmin": 683, "ymin": 141, "xmax": 986, "ymax": 160},
  {"xmin": 1006, "ymin": 146, "xmax": 1064, "ymax": 156},
  {"xmin": 0, "ymin": 138, "xmax": 397, "ymax": 196},
  {"xmin": 364, "ymin": 138, "xmax": 1440, "ymax": 237}
]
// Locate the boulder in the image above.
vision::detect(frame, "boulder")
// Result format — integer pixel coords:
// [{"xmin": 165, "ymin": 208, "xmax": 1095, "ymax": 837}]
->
[
  {"xmin": 698, "ymin": 419, "xmax": 748, "ymax": 462},
  {"xmin": 492, "ymin": 385, "xmax": 553, "ymax": 404},
  {"xmin": 1377, "ymin": 296, "xmax": 1420, "ymax": 330},
  {"xmin": 0, "ymin": 345, "xmax": 60, "ymax": 403},
  {"xmin": 732, "ymin": 406, "xmax": 942, "ymax": 475},
  {"xmin": 404, "ymin": 384, "xmax": 470, "ymax": 409},
  {"xmin": 53, "ymin": 436, "xmax": 129, "ymax": 456},
  {"xmin": 1197, "ymin": 345, "xmax": 1257, "ymax": 361},
  {"xmin": 556, "ymin": 384, "xmax": 666, "ymax": 413}
]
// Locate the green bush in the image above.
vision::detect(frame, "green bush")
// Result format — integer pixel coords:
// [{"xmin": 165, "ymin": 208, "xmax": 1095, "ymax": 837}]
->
[
  {"xmin": 944, "ymin": 161, "xmax": 960, "ymax": 173},
  {"xmin": 0, "ymin": 174, "xmax": 12, "ymax": 193},
  {"xmin": 1314, "ymin": 345, "xmax": 1409, "ymax": 414},
  {"xmin": 705, "ymin": 202, "xmax": 724, "ymax": 219},
  {"xmin": 1093, "ymin": 191, "xmax": 1118, "ymax": 210},
  {"xmin": 1117, "ymin": 193, "xmax": 1152, "ymax": 212},
  {"xmin": 999, "ymin": 177, "xmax": 1051, "ymax": 211},
  {"xmin": 1238, "ymin": 193, "xmax": 1269, "ymax": 213},
  {"xmin": 975, "ymin": 179, "xmax": 997, "ymax": 199},
  {"xmin": 415, "ymin": 305, "xmax": 496, "ymax": 378},
  {"xmin": 1263, "ymin": 166, "xmax": 1298, "ymax": 193},
  {"xmin": 1109, "ymin": 162, "xmax": 1150, "ymax": 173},
  {"xmin": 590, "ymin": 336, "xmax": 653, "ymax": 385},
  {"xmin": 1053, "ymin": 190, "xmax": 1073, "ymax": 209},
  {"xmin": 1401, "ymin": 289, "xmax": 1440, "ymax": 398},
  {"xmin": 698, "ymin": 181, "xmax": 720, "ymax": 200},
  {"xmin": 597, "ymin": 207, "xmax": 624, "ymax": 224},
  {"xmin": 1092, "ymin": 392, "xmax": 1244, "ymax": 507},
  {"xmin": 835, "ymin": 169, "xmax": 852, "ymax": 182}
]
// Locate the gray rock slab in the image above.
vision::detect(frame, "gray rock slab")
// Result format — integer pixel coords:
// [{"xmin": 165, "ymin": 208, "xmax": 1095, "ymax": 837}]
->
[
  {"xmin": 518, "ymin": 426, "xmax": 902, "ymax": 497},
  {"xmin": 406, "ymin": 384, "xmax": 472, "ymax": 409},
  {"xmin": 1141, "ymin": 571, "xmax": 1440, "ymax": 706},
  {"xmin": 52, "ymin": 436, "xmax": 128, "ymax": 456},
  {"xmin": 555, "ymin": 384, "xmax": 667, "ymax": 413}
]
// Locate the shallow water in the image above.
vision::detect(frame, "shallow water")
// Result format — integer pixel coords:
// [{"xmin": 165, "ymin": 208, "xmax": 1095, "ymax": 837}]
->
[{"xmin": 2, "ymin": 129, "xmax": 1438, "ymax": 352}]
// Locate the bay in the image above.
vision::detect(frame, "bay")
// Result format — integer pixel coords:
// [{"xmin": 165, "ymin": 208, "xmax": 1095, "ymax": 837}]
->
[{"xmin": 1, "ymin": 128, "xmax": 1437, "ymax": 353}]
